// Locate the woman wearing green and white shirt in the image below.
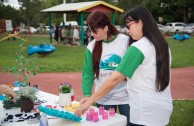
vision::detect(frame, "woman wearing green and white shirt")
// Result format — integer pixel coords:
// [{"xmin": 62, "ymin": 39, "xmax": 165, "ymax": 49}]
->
[
  {"xmin": 80, "ymin": 11, "xmax": 130, "ymax": 126},
  {"xmin": 76, "ymin": 6, "xmax": 173, "ymax": 126}
]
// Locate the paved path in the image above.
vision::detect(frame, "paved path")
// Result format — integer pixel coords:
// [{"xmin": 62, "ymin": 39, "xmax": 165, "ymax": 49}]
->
[{"xmin": 0, "ymin": 67, "xmax": 194, "ymax": 101}]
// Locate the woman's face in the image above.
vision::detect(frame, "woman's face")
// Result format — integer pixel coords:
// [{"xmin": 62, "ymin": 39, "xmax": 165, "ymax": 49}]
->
[
  {"xmin": 90, "ymin": 26, "xmax": 108, "ymax": 41},
  {"xmin": 125, "ymin": 17, "xmax": 143, "ymax": 40}
]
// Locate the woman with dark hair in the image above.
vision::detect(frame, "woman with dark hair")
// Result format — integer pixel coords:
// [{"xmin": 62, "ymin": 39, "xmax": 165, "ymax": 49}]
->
[
  {"xmin": 75, "ymin": 6, "xmax": 172, "ymax": 126},
  {"xmin": 80, "ymin": 10, "xmax": 130, "ymax": 125}
]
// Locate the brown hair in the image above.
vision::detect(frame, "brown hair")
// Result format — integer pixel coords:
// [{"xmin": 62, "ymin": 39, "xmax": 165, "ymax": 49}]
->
[{"xmin": 86, "ymin": 11, "xmax": 119, "ymax": 79}]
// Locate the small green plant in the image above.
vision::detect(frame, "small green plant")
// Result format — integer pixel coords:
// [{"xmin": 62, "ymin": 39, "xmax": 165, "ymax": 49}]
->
[
  {"xmin": 59, "ymin": 82, "xmax": 72, "ymax": 94},
  {"xmin": 17, "ymin": 86, "xmax": 36, "ymax": 102},
  {"xmin": 3, "ymin": 98, "xmax": 20, "ymax": 109},
  {"xmin": 1, "ymin": 42, "xmax": 42, "ymax": 86}
]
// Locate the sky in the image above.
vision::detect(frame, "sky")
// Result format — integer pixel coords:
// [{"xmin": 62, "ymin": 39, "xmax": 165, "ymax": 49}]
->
[{"xmin": 4, "ymin": 0, "xmax": 20, "ymax": 9}]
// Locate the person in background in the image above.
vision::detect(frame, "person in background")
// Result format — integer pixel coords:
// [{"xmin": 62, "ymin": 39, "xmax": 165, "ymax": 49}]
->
[
  {"xmin": 61, "ymin": 26, "xmax": 66, "ymax": 44},
  {"xmin": 64, "ymin": 25, "xmax": 71, "ymax": 44},
  {"xmin": 69, "ymin": 25, "xmax": 74, "ymax": 44},
  {"xmin": 8, "ymin": 27, "xmax": 17, "ymax": 41},
  {"xmin": 84, "ymin": 27, "xmax": 90, "ymax": 45},
  {"xmin": 58, "ymin": 26, "xmax": 62, "ymax": 43},
  {"xmin": 0, "ymin": 84, "xmax": 16, "ymax": 102},
  {"xmin": 51, "ymin": 26, "xmax": 55, "ymax": 40},
  {"xmin": 79, "ymin": 10, "xmax": 130, "ymax": 126},
  {"xmin": 75, "ymin": 6, "xmax": 173, "ymax": 126},
  {"xmin": 12, "ymin": 27, "xmax": 17, "ymax": 40},
  {"xmin": 54, "ymin": 26, "xmax": 59, "ymax": 43},
  {"xmin": 73, "ymin": 25, "xmax": 80, "ymax": 46}
]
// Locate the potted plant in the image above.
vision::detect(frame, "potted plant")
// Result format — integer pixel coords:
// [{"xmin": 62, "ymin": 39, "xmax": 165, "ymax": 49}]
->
[
  {"xmin": 58, "ymin": 82, "xmax": 72, "ymax": 107},
  {"xmin": 17, "ymin": 86, "xmax": 37, "ymax": 112}
]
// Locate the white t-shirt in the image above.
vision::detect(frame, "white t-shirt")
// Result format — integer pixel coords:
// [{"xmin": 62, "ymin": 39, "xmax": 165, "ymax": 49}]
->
[
  {"xmin": 82, "ymin": 34, "xmax": 129, "ymax": 105},
  {"xmin": 116, "ymin": 37, "xmax": 173, "ymax": 126}
]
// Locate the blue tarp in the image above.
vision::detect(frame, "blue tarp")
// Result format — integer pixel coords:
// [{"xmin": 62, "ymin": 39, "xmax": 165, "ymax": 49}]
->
[{"xmin": 172, "ymin": 33, "xmax": 190, "ymax": 41}]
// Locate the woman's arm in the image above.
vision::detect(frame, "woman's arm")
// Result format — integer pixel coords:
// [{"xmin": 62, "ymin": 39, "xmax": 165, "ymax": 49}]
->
[
  {"xmin": 81, "ymin": 48, "xmax": 94, "ymax": 97},
  {"xmin": 75, "ymin": 71, "xmax": 125, "ymax": 116}
]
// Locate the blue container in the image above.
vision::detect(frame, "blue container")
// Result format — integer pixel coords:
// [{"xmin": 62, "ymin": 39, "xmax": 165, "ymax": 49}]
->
[
  {"xmin": 0, "ymin": 95, "xmax": 6, "ymax": 101},
  {"xmin": 28, "ymin": 43, "xmax": 56, "ymax": 56}
]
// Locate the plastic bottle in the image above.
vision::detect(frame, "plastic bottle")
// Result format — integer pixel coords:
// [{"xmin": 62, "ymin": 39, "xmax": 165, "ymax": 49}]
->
[{"xmin": 39, "ymin": 113, "xmax": 49, "ymax": 126}]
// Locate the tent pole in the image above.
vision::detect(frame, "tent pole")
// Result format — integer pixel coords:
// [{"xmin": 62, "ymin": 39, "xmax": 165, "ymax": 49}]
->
[
  {"xmin": 49, "ymin": 13, "xmax": 52, "ymax": 44},
  {"xmin": 80, "ymin": 12, "xmax": 84, "ymax": 46},
  {"xmin": 111, "ymin": 12, "xmax": 115, "ymax": 25}
]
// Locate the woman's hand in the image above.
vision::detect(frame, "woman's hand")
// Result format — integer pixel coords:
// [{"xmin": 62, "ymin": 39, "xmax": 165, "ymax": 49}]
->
[
  {"xmin": 0, "ymin": 85, "xmax": 16, "ymax": 102},
  {"xmin": 74, "ymin": 99, "xmax": 93, "ymax": 116},
  {"xmin": 79, "ymin": 96, "xmax": 90, "ymax": 105},
  {"xmin": 5, "ymin": 88, "xmax": 16, "ymax": 102}
]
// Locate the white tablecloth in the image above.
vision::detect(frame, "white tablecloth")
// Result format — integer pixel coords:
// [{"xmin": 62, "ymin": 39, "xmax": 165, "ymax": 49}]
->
[{"xmin": 0, "ymin": 91, "xmax": 127, "ymax": 126}]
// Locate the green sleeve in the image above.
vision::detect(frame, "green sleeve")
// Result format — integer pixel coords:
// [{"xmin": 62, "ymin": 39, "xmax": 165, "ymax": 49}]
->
[
  {"xmin": 116, "ymin": 46, "xmax": 144, "ymax": 78},
  {"xmin": 82, "ymin": 48, "xmax": 94, "ymax": 96}
]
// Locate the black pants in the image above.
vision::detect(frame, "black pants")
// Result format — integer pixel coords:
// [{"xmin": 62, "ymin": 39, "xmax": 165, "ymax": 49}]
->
[{"xmin": 129, "ymin": 122, "xmax": 145, "ymax": 126}]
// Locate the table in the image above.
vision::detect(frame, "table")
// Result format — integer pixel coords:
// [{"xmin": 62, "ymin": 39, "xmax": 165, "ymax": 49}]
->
[{"xmin": 0, "ymin": 91, "xmax": 127, "ymax": 126}]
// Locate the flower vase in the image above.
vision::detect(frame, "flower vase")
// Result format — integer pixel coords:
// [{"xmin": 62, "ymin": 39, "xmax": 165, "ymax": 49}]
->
[
  {"xmin": 59, "ymin": 93, "xmax": 71, "ymax": 107},
  {"xmin": 20, "ymin": 98, "xmax": 34, "ymax": 112},
  {"xmin": 70, "ymin": 89, "xmax": 74, "ymax": 101}
]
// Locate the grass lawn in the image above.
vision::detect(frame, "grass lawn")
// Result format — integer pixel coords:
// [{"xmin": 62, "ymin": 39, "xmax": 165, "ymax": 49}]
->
[
  {"xmin": 166, "ymin": 37, "xmax": 194, "ymax": 68},
  {"xmin": 0, "ymin": 35, "xmax": 194, "ymax": 125},
  {"xmin": 0, "ymin": 35, "xmax": 85, "ymax": 72},
  {"xmin": 168, "ymin": 100, "xmax": 194, "ymax": 126},
  {"xmin": 0, "ymin": 35, "xmax": 194, "ymax": 72}
]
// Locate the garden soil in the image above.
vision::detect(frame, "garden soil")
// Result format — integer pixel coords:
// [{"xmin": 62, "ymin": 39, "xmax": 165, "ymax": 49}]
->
[{"xmin": 0, "ymin": 67, "xmax": 194, "ymax": 101}]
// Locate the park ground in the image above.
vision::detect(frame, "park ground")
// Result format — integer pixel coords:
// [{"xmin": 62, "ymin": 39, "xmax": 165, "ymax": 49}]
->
[{"xmin": 0, "ymin": 67, "xmax": 194, "ymax": 101}]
